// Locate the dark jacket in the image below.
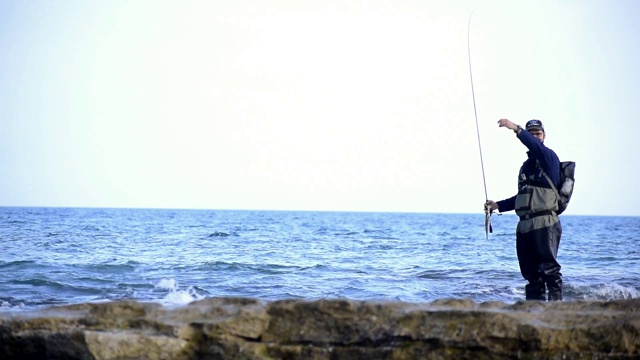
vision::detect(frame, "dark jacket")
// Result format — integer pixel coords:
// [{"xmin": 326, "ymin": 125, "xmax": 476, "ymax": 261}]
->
[{"xmin": 497, "ymin": 130, "xmax": 561, "ymax": 213}]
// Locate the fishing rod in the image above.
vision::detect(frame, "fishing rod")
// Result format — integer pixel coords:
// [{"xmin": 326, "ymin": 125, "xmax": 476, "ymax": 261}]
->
[{"xmin": 467, "ymin": 10, "xmax": 493, "ymax": 238}]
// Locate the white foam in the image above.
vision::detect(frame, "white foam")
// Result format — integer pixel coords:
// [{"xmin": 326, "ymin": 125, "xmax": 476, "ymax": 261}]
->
[
  {"xmin": 594, "ymin": 283, "xmax": 640, "ymax": 299},
  {"xmin": 0, "ymin": 301, "xmax": 25, "ymax": 310},
  {"xmin": 577, "ymin": 282, "xmax": 640, "ymax": 300},
  {"xmin": 155, "ymin": 278, "xmax": 178, "ymax": 291},
  {"xmin": 161, "ymin": 287, "xmax": 204, "ymax": 306},
  {"xmin": 153, "ymin": 278, "xmax": 204, "ymax": 306}
]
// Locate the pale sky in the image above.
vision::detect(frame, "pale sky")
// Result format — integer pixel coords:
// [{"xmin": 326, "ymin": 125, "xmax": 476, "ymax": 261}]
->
[{"xmin": 1, "ymin": 0, "xmax": 638, "ymax": 216}]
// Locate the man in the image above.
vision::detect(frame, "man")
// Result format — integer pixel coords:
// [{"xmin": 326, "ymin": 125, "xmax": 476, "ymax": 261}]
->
[{"xmin": 485, "ymin": 119, "xmax": 563, "ymax": 301}]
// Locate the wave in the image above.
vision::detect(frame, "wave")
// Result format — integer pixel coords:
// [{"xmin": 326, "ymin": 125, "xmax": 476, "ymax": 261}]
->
[
  {"xmin": 152, "ymin": 278, "xmax": 206, "ymax": 306},
  {"xmin": 0, "ymin": 298, "xmax": 26, "ymax": 309},
  {"xmin": 207, "ymin": 231, "xmax": 234, "ymax": 237},
  {"xmin": 416, "ymin": 268, "xmax": 478, "ymax": 279},
  {"xmin": 199, "ymin": 261, "xmax": 323, "ymax": 273},
  {"xmin": 12, "ymin": 278, "xmax": 69, "ymax": 288},
  {"xmin": 568, "ymin": 282, "xmax": 640, "ymax": 300},
  {"xmin": 0, "ymin": 260, "xmax": 39, "ymax": 269},
  {"xmin": 76, "ymin": 261, "xmax": 141, "ymax": 273}
]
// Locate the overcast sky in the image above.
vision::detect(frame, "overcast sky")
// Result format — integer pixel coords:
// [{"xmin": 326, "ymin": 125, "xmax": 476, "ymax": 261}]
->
[{"xmin": 1, "ymin": 0, "xmax": 638, "ymax": 216}]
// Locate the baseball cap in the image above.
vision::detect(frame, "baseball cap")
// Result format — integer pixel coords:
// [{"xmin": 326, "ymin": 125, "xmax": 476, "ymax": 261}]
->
[{"xmin": 525, "ymin": 119, "xmax": 544, "ymax": 132}]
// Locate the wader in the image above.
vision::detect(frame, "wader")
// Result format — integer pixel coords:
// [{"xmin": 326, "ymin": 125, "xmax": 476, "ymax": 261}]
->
[
  {"xmin": 516, "ymin": 214, "xmax": 562, "ymax": 301},
  {"xmin": 515, "ymin": 169, "xmax": 563, "ymax": 301}
]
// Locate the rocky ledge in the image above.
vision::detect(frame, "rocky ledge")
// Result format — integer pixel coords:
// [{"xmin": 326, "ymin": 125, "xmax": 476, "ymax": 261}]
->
[{"xmin": 0, "ymin": 297, "xmax": 638, "ymax": 359}]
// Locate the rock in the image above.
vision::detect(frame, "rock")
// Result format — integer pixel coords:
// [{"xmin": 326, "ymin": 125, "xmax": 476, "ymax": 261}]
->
[{"xmin": 0, "ymin": 297, "xmax": 638, "ymax": 359}]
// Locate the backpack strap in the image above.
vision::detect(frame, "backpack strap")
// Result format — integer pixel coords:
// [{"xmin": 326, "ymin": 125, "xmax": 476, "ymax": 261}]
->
[{"xmin": 540, "ymin": 168, "xmax": 561, "ymax": 203}]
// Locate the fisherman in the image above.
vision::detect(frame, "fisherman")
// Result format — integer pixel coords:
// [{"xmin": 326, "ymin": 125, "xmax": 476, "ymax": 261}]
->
[{"xmin": 485, "ymin": 119, "xmax": 563, "ymax": 301}]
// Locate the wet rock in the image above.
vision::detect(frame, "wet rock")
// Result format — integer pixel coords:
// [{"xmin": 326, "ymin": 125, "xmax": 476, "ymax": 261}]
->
[{"xmin": 0, "ymin": 297, "xmax": 638, "ymax": 359}]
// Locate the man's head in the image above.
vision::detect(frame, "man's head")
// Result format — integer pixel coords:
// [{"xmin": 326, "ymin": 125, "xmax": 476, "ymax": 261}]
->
[{"xmin": 525, "ymin": 119, "xmax": 545, "ymax": 142}]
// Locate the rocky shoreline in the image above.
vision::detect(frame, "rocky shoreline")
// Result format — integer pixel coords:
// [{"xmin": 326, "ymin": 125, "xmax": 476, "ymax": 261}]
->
[{"xmin": 1, "ymin": 297, "xmax": 638, "ymax": 359}]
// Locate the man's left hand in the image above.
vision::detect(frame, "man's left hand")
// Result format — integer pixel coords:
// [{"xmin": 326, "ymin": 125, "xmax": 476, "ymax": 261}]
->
[{"xmin": 485, "ymin": 200, "xmax": 499, "ymax": 212}]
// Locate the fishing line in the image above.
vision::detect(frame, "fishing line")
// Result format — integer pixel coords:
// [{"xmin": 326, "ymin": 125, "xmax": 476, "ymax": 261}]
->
[
  {"xmin": 467, "ymin": 10, "xmax": 488, "ymax": 203},
  {"xmin": 468, "ymin": 10, "xmax": 496, "ymax": 239}
]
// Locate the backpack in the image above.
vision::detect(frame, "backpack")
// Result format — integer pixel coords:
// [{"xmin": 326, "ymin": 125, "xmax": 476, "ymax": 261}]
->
[{"xmin": 542, "ymin": 161, "xmax": 575, "ymax": 215}]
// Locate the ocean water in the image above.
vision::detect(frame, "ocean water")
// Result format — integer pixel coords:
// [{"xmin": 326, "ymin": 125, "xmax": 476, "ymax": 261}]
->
[{"xmin": 1, "ymin": 207, "xmax": 638, "ymax": 311}]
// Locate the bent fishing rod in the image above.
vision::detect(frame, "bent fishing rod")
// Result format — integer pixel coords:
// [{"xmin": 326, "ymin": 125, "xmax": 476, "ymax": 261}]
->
[{"xmin": 467, "ymin": 11, "xmax": 494, "ymax": 238}]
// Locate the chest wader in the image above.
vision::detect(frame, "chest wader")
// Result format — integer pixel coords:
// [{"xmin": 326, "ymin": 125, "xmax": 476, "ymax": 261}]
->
[{"xmin": 515, "ymin": 178, "xmax": 563, "ymax": 301}]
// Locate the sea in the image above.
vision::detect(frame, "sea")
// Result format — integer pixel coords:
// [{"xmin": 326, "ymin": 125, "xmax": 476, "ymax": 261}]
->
[{"xmin": 1, "ymin": 207, "xmax": 638, "ymax": 311}]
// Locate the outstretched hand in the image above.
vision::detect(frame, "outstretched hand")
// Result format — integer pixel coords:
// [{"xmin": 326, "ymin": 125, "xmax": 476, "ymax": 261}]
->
[{"xmin": 497, "ymin": 118, "xmax": 517, "ymax": 131}]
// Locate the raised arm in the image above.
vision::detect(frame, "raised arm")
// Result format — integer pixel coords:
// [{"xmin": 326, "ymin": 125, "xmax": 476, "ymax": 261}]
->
[
  {"xmin": 516, "ymin": 130, "xmax": 560, "ymax": 187},
  {"xmin": 499, "ymin": 118, "xmax": 560, "ymax": 187}
]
